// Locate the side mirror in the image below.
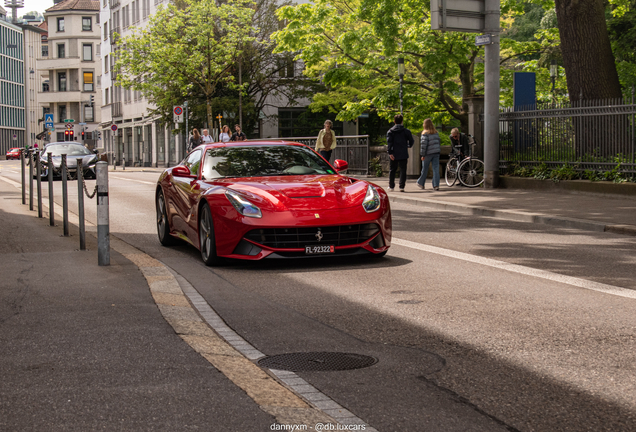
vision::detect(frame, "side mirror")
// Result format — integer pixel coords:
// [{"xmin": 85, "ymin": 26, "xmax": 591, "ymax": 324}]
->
[
  {"xmin": 172, "ymin": 165, "xmax": 194, "ymax": 177},
  {"xmin": 333, "ymin": 159, "xmax": 348, "ymax": 172}
]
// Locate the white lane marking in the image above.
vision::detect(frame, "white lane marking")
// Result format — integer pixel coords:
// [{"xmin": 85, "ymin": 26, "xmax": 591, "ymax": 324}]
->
[
  {"xmin": 0, "ymin": 175, "xmax": 21, "ymax": 188},
  {"xmin": 393, "ymin": 237, "xmax": 636, "ymax": 300},
  {"xmin": 110, "ymin": 175, "xmax": 156, "ymax": 185}
]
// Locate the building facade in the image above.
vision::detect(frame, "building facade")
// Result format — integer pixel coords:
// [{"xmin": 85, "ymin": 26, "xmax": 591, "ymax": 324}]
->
[
  {"xmin": 100, "ymin": 0, "xmax": 183, "ymax": 167},
  {"xmin": 0, "ymin": 18, "xmax": 25, "ymax": 152},
  {"xmin": 39, "ymin": 0, "xmax": 102, "ymax": 147}
]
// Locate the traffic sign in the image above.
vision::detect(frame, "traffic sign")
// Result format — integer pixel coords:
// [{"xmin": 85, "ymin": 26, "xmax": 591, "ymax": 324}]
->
[
  {"xmin": 78, "ymin": 122, "xmax": 87, "ymax": 125},
  {"xmin": 64, "ymin": 119, "xmax": 75, "ymax": 123},
  {"xmin": 475, "ymin": 34, "xmax": 492, "ymax": 45},
  {"xmin": 45, "ymin": 122, "xmax": 54, "ymax": 129},
  {"xmin": 111, "ymin": 124, "xmax": 118, "ymax": 132},
  {"xmin": 12, "ymin": 134, "xmax": 17, "ymax": 140},
  {"xmin": 173, "ymin": 105, "xmax": 184, "ymax": 123},
  {"xmin": 45, "ymin": 114, "xmax": 54, "ymax": 123},
  {"xmin": 66, "ymin": 124, "xmax": 74, "ymax": 130}
]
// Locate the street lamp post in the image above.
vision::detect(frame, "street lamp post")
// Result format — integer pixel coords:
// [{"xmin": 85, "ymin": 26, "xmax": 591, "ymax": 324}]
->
[
  {"xmin": 398, "ymin": 58, "xmax": 405, "ymax": 114},
  {"xmin": 550, "ymin": 60, "xmax": 557, "ymax": 100}
]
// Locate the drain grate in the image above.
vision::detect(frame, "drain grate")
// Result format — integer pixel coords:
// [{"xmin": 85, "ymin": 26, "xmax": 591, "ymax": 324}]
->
[{"xmin": 258, "ymin": 352, "xmax": 378, "ymax": 372}]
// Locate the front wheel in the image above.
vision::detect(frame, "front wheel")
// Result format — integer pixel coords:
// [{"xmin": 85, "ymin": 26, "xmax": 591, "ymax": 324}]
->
[
  {"xmin": 445, "ymin": 157, "xmax": 459, "ymax": 187},
  {"xmin": 199, "ymin": 203, "xmax": 222, "ymax": 266},
  {"xmin": 457, "ymin": 158, "xmax": 485, "ymax": 188},
  {"xmin": 156, "ymin": 190, "xmax": 177, "ymax": 246}
]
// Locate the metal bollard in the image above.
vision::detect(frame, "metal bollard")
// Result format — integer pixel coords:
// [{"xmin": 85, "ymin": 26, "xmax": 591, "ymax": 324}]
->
[
  {"xmin": 48, "ymin": 152, "xmax": 55, "ymax": 227},
  {"xmin": 20, "ymin": 149, "xmax": 26, "ymax": 205},
  {"xmin": 61, "ymin": 154, "xmax": 69, "ymax": 237},
  {"xmin": 96, "ymin": 162, "xmax": 110, "ymax": 266},
  {"xmin": 28, "ymin": 150, "xmax": 33, "ymax": 211},
  {"xmin": 36, "ymin": 151, "xmax": 43, "ymax": 218},
  {"xmin": 77, "ymin": 160, "xmax": 86, "ymax": 250}
]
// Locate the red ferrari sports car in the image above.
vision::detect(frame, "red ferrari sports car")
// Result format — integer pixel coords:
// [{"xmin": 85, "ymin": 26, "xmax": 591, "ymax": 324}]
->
[{"xmin": 155, "ymin": 141, "xmax": 391, "ymax": 265}]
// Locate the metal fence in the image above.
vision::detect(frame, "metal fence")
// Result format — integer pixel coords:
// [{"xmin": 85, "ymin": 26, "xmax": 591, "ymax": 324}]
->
[
  {"xmin": 250, "ymin": 135, "xmax": 370, "ymax": 175},
  {"xmin": 499, "ymin": 97, "xmax": 636, "ymax": 176}
]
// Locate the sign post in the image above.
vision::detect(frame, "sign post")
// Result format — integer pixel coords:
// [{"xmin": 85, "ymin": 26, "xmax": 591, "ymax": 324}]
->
[{"xmin": 431, "ymin": 0, "xmax": 500, "ymax": 188}]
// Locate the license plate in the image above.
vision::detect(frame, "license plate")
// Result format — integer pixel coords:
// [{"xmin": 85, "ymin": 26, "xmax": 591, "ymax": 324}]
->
[{"xmin": 305, "ymin": 245, "xmax": 335, "ymax": 255}]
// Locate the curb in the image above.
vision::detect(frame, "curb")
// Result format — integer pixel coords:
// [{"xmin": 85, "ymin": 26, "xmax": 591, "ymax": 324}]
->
[{"xmin": 387, "ymin": 194, "xmax": 636, "ymax": 236}]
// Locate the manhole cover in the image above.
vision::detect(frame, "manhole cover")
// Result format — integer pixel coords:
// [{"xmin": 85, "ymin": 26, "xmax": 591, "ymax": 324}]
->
[{"xmin": 258, "ymin": 352, "xmax": 378, "ymax": 372}]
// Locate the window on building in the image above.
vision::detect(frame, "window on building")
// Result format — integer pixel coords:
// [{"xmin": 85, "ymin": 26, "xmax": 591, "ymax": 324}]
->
[
  {"xmin": 104, "ymin": 55, "xmax": 109, "ymax": 73},
  {"xmin": 84, "ymin": 105, "xmax": 94, "ymax": 122},
  {"xmin": 105, "ymin": 88, "xmax": 109, "ymax": 104},
  {"xmin": 57, "ymin": 44, "xmax": 65, "ymax": 58},
  {"xmin": 96, "ymin": 44, "xmax": 101, "ymax": 57},
  {"xmin": 83, "ymin": 44, "xmax": 92, "ymax": 61},
  {"xmin": 41, "ymin": 45, "xmax": 48, "ymax": 57},
  {"xmin": 57, "ymin": 18, "xmax": 64, "ymax": 32},
  {"xmin": 104, "ymin": 21, "xmax": 108, "ymax": 40},
  {"xmin": 82, "ymin": 17, "xmax": 92, "ymax": 31},
  {"xmin": 42, "ymin": 81, "xmax": 49, "ymax": 92},
  {"xmin": 59, "ymin": 105, "xmax": 66, "ymax": 121},
  {"xmin": 84, "ymin": 72, "xmax": 94, "ymax": 91},
  {"xmin": 58, "ymin": 72, "xmax": 67, "ymax": 92}
]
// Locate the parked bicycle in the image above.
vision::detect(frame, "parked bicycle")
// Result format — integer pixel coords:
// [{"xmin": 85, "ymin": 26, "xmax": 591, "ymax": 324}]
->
[{"xmin": 444, "ymin": 134, "xmax": 485, "ymax": 188}]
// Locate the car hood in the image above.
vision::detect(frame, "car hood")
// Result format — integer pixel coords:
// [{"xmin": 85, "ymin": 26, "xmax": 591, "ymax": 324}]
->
[
  {"xmin": 43, "ymin": 154, "xmax": 98, "ymax": 167},
  {"xmin": 215, "ymin": 175, "xmax": 370, "ymax": 210}
]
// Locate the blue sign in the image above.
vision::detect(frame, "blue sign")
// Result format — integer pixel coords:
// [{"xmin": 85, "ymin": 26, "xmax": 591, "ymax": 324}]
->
[
  {"xmin": 45, "ymin": 122, "xmax": 54, "ymax": 128},
  {"xmin": 45, "ymin": 113, "xmax": 54, "ymax": 123}
]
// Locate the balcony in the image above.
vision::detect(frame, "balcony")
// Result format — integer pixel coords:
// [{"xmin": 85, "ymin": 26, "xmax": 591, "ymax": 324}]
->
[
  {"xmin": 39, "ymin": 56, "xmax": 82, "ymax": 71},
  {"xmin": 110, "ymin": 0, "xmax": 120, "ymax": 8},
  {"xmin": 38, "ymin": 90, "xmax": 84, "ymax": 104}
]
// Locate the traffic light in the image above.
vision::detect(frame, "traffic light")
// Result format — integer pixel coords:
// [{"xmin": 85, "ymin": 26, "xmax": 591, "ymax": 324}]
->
[
  {"xmin": 64, "ymin": 130, "xmax": 70, "ymax": 141},
  {"xmin": 81, "ymin": 130, "xmax": 85, "ymax": 140},
  {"xmin": 90, "ymin": 95, "xmax": 94, "ymax": 106},
  {"xmin": 97, "ymin": 131, "xmax": 101, "ymax": 140},
  {"xmin": 70, "ymin": 130, "xmax": 75, "ymax": 141}
]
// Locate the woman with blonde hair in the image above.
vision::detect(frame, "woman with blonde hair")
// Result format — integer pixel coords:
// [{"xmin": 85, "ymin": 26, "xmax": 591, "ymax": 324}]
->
[
  {"xmin": 417, "ymin": 118, "xmax": 441, "ymax": 190},
  {"xmin": 315, "ymin": 119, "xmax": 337, "ymax": 162}
]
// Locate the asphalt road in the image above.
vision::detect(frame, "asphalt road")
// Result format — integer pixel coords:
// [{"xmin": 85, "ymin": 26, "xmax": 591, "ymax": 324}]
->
[{"xmin": 2, "ymin": 160, "xmax": 636, "ymax": 431}]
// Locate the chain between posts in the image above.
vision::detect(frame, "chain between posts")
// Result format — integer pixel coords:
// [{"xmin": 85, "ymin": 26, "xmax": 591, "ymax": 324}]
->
[{"xmin": 82, "ymin": 176, "xmax": 98, "ymax": 199}]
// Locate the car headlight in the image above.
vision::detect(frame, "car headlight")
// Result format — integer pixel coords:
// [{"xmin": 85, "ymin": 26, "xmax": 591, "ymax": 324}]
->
[
  {"xmin": 362, "ymin": 185, "xmax": 381, "ymax": 213},
  {"xmin": 225, "ymin": 190, "xmax": 262, "ymax": 218}
]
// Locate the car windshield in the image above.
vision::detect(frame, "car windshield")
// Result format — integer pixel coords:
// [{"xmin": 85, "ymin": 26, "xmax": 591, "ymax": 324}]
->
[
  {"xmin": 202, "ymin": 145, "xmax": 336, "ymax": 179},
  {"xmin": 45, "ymin": 144, "xmax": 92, "ymax": 157}
]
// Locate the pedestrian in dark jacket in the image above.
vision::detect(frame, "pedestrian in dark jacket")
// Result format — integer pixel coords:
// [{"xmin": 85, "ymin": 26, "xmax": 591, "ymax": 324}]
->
[
  {"xmin": 450, "ymin": 128, "xmax": 469, "ymax": 159},
  {"xmin": 417, "ymin": 118, "xmax": 441, "ymax": 190},
  {"xmin": 386, "ymin": 114, "xmax": 414, "ymax": 192}
]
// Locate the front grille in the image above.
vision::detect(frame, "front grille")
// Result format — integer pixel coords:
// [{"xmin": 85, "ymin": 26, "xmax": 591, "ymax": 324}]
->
[{"xmin": 244, "ymin": 223, "xmax": 380, "ymax": 249}]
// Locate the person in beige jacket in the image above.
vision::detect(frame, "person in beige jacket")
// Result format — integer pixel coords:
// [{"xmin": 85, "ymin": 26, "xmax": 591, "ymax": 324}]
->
[{"xmin": 315, "ymin": 120, "xmax": 337, "ymax": 162}]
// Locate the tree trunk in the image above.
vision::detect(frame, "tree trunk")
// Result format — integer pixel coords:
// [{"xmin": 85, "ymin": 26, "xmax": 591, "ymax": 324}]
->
[
  {"xmin": 555, "ymin": 0, "xmax": 625, "ymax": 159},
  {"xmin": 554, "ymin": 0, "xmax": 622, "ymax": 101}
]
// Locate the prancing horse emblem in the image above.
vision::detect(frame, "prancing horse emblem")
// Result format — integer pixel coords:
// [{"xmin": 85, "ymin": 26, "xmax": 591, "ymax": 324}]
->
[{"xmin": 315, "ymin": 229, "xmax": 323, "ymax": 242}]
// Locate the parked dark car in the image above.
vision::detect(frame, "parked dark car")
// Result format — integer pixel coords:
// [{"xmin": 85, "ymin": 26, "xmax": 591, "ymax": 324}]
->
[{"xmin": 38, "ymin": 142, "xmax": 99, "ymax": 179}]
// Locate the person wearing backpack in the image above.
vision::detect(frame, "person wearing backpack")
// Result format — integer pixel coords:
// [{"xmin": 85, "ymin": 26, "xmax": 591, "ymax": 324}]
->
[
  {"xmin": 417, "ymin": 118, "xmax": 441, "ymax": 191},
  {"xmin": 386, "ymin": 114, "xmax": 414, "ymax": 192}
]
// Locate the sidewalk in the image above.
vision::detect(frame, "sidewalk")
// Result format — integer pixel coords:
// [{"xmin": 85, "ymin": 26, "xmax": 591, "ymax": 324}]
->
[
  {"xmin": 0, "ymin": 179, "xmax": 274, "ymax": 430},
  {"xmin": 366, "ymin": 177, "xmax": 636, "ymax": 236}
]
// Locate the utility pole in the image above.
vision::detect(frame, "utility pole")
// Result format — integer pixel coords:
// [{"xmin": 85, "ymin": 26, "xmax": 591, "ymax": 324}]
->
[{"xmin": 483, "ymin": 0, "xmax": 500, "ymax": 188}]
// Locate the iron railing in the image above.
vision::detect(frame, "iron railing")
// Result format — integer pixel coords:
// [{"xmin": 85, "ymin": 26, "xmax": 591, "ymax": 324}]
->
[
  {"xmin": 499, "ymin": 97, "xmax": 636, "ymax": 176},
  {"xmin": 249, "ymin": 135, "xmax": 370, "ymax": 175}
]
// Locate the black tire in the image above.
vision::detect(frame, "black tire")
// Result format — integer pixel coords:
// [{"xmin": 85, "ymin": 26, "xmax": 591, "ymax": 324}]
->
[
  {"xmin": 445, "ymin": 157, "xmax": 459, "ymax": 187},
  {"xmin": 156, "ymin": 190, "xmax": 177, "ymax": 246},
  {"xmin": 199, "ymin": 203, "xmax": 222, "ymax": 266},
  {"xmin": 457, "ymin": 158, "xmax": 485, "ymax": 188}
]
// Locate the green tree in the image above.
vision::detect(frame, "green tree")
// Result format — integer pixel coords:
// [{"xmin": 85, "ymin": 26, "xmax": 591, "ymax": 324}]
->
[
  {"xmin": 272, "ymin": 0, "xmax": 486, "ymax": 131},
  {"xmin": 114, "ymin": 0, "xmax": 256, "ymax": 128}
]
